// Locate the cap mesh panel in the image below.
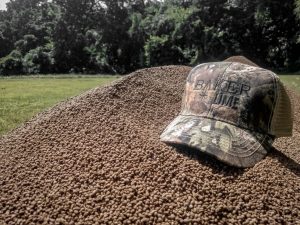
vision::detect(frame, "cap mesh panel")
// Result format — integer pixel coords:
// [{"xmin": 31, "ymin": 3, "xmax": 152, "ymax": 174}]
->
[{"xmin": 271, "ymin": 80, "xmax": 293, "ymax": 137}]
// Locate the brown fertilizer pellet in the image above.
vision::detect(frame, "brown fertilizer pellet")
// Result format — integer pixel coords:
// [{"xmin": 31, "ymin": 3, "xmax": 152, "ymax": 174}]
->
[{"xmin": 0, "ymin": 66, "xmax": 299, "ymax": 224}]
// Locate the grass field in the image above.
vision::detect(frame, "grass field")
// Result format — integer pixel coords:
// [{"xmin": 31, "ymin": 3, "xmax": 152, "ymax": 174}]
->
[
  {"xmin": 0, "ymin": 75, "xmax": 118, "ymax": 135},
  {"xmin": 279, "ymin": 75, "xmax": 300, "ymax": 93},
  {"xmin": 0, "ymin": 74, "xmax": 299, "ymax": 135}
]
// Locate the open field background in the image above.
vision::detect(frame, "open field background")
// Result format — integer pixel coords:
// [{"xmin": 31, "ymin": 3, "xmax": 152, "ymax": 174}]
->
[
  {"xmin": 279, "ymin": 75, "xmax": 300, "ymax": 93},
  {"xmin": 0, "ymin": 75, "xmax": 118, "ymax": 135},
  {"xmin": 0, "ymin": 74, "xmax": 299, "ymax": 135}
]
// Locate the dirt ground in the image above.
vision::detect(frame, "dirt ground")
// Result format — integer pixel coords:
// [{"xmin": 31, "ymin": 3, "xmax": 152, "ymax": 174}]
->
[{"xmin": 0, "ymin": 66, "xmax": 299, "ymax": 224}]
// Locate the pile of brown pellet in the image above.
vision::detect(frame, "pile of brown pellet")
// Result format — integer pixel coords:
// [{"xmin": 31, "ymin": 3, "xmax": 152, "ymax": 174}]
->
[{"xmin": 0, "ymin": 66, "xmax": 299, "ymax": 224}]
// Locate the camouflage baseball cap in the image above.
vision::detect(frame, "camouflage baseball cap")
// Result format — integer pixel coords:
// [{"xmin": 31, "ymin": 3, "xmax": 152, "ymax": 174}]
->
[{"xmin": 160, "ymin": 62, "xmax": 293, "ymax": 167}]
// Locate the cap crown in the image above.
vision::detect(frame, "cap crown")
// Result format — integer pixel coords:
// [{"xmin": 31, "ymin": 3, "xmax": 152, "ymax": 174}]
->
[{"xmin": 181, "ymin": 62, "xmax": 293, "ymax": 137}]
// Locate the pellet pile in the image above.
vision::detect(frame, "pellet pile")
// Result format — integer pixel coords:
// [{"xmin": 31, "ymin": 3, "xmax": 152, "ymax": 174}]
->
[{"xmin": 0, "ymin": 66, "xmax": 299, "ymax": 225}]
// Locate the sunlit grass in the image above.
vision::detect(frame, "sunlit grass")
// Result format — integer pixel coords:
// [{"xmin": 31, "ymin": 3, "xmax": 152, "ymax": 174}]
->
[
  {"xmin": 0, "ymin": 75, "xmax": 119, "ymax": 135},
  {"xmin": 279, "ymin": 75, "xmax": 300, "ymax": 93},
  {"xmin": 0, "ymin": 74, "xmax": 299, "ymax": 136}
]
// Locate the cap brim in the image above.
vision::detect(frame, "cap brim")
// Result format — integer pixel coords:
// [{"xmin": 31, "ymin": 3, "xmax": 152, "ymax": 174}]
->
[{"xmin": 160, "ymin": 115, "xmax": 274, "ymax": 168}]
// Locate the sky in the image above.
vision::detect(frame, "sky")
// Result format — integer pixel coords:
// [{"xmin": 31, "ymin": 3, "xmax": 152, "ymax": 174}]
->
[{"xmin": 0, "ymin": 0, "xmax": 9, "ymax": 10}]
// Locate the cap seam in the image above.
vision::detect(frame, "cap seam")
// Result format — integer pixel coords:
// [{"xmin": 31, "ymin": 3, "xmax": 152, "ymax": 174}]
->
[
  {"xmin": 207, "ymin": 62, "xmax": 233, "ymax": 118},
  {"xmin": 172, "ymin": 114, "xmax": 270, "ymax": 158},
  {"xmin": 268, "ymin": 72, "xmax": 279, "ymax": 134},
  {"xmin": 183, "ymin": 62, "xmax": 213, "ymax": 115},
  {"xmin": 204, "ymin": 129, "xmax": 266, "ymax": 156}
]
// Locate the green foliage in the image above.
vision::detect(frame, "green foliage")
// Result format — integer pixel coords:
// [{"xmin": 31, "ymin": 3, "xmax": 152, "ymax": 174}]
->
[
  {"xmin": 22, "ymin": 46, "xmax": 54, "ymax": 74},
  {"xmin": 295, "ymin": 0, "xmax": 300, "ymax": 18},
  {"xmin": 0, "ymin": 50, "xmax": 23, "ymax": 75},
  {"xmin": 145, "ymin": 35, "xmax": 169, "ymax": 66},
  {"xmin": 0, "ymin": 0, "xmax": 300, "ymax": 75},
  {"xmin": 84, "ymin": 30, "xmax": 110, "ymax": 73},
  {"xmin": 15, "ymin": 34, "xmax": 38, "ymax": 54},
  {"xmin": 295, "ymin": 0, "xmax": 300, "ymax": 46}
]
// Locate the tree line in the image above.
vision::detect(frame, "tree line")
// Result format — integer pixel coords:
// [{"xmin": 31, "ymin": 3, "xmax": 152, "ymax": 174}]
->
[{"xmin": 0, "ymin": 0, "xmax": 300, "ymax": 75}]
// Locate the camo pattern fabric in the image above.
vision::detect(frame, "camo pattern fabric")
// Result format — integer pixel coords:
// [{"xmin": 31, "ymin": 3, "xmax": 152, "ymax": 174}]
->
[
  {"xmin": 161, "ymin": 62, "xmax": 278, "ymax": 167},
  {"xmin": 160, "ymin": 115, "xmax": 274, "ymax": 167},
  {"xmin": 181, "ymin": 62, "xmax": 277, "ymax": 135}
]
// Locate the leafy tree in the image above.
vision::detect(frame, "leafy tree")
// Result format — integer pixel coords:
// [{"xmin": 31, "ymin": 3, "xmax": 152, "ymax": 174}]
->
[
  {"xmin": 295, "ymin": 0, "xmax": 300, "ymax": 46},
  {"xmin": 99, "ymin": 1, "xmax": 134, "ymax": 73},
  {"xmin": 252, "ymin": 0, "xmax": 300, "ymax": 70},
  {"xmin": 1, "ymin": 0, "xmax": 300, "ymax": 75},
  {"xmin": 84, "ymin": 29, "xmax": 110, "ymax": 73},
  {"xmin": 0, "ymin": 0, "xmax": 59, "ymax": 74},
  {"xmin": 15, "ymin": 34, "xmax": 38, "ymax": 54},
  {"xmin": 22, "ymin": 45, "xmax": 54, "ymax": 74},
  {"xmin": 0, "ymin": 50, "xmax": 23, "ymax": 75},
  {"xmin": 295, "ymin": 0, "xmax": 300, "ymax": 18},
  {"xmin": 52, "ymin": 0, "xmax": 104, "ymax": 73}
]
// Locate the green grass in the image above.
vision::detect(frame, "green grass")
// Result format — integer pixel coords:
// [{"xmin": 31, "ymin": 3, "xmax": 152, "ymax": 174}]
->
[
  {"xmin": 279, "ymin": 75, "xmax": 300, "ymax": 93},
  {"xmin": 0, "ymin": 74, "xmax": 299, "ymax": 136},
  {"xmin": 0, "ymin": 75, "xmax": 118, "ymax": 135}
]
